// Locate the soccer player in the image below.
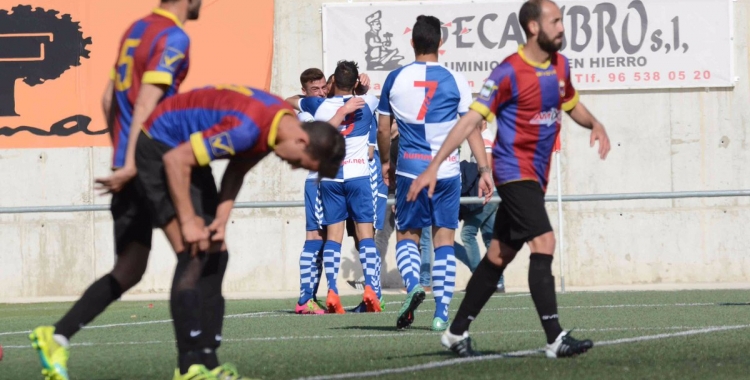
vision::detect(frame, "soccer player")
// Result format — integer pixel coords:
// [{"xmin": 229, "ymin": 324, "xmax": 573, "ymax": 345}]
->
[
  {"xmin": 30, "ymin": 1, "xmax": 200, "ymax": 379},
  {"xmin": 293, "ymin": 68, "xmax": 365, "ymax": 314},
  {"xmin": 290, "ymin": 61, "xmax": 382, "ymax": 314},
  {"xmin": 376, "ymin": 16, "xmax": 493, "ymax": 331},
  {"xmin": 138, "ymin": 85, "xmax": 344, "ymax": 378},
  {"xmin": 408, "ymin": 0, "xmax": 610, "ymax": 358}
]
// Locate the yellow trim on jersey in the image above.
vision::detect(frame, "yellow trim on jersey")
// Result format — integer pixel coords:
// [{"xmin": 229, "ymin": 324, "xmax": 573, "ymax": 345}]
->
[
  {"xmin": 109, "ymin": 68, "xmax": 116, "ymax": 81},
  {"xmin": 142, "ymin": 71, "xmax": 173, "ymax": 85},
  {"xmin": 190, "ymin": 132, "xmax": 211, "ymax": 166},
  {"xmin": 268, "ymin": 109, "xmax": 295, "ymax": 150},
  {"xmin": 152, "ymin": 8, "xmax": 184, "ymax": 29},
  {"xmin": 562, "ymin": 90, "xmax": 580, "ymax": 112},
  {"xmin": 469, "ymin": 102, "xmax": 496, "ymax": 123},
  {"xmin": 140, "ymin": 126, "xmax": 152, "ymax": 139},
  {"xmin": 517, "ymin": 45, "xmax": 551, "ymax": 69}
]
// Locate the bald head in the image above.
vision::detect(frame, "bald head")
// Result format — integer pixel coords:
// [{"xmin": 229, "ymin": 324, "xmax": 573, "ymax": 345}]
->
[{"xmin": 519, "ymin": 0, "xmax": 564, "ymax": 53}]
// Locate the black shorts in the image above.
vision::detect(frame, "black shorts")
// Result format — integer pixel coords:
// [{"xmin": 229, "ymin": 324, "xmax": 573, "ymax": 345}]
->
[
  {"xmin": 346, "ymin": 217, "xmax": 356, "ymax": 238},
  {"xmin": 135, "ymin": 132, "xmax": 218, "ymax": 229},
  {"xmin": 111, "ymin": 180, "xmax": 152, "ymax": 254},
  {"xmin": 493, "ymin": 180, "xmax": 553, "ymax": 251}
]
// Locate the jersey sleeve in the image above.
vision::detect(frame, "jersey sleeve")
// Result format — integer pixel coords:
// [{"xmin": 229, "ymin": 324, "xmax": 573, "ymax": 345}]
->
[
  {"xmin": 377, "ymin": 71, "xmax": 397, "ymax": 115},
  {"xmin": 189, "ymin": 116, "xmax": 260, "ymax": 166},
  {"xmin": 299, "ymin": 97, "xmax": 325, "ymax": 116},
  {"xmin": 454, "ymin": 72, "xmax": 473, "ymax": 116},
  {"xmin": 143, "ymin": 29, "xmax": 190, "ymax": 86},
  {"xmin": 561, "ymin": 58, "xmax": 579, "ymax": 112},
  {"xmin": 469, "ymin": 65, "xmax": 514, "ymax": 123},
  {"xmin": 297, "ymin": 111, "xmax": 315, "ymax": 122},
  {"xmin": 368, "ymin": 116, "xmax": 377, "ymax": 147}
]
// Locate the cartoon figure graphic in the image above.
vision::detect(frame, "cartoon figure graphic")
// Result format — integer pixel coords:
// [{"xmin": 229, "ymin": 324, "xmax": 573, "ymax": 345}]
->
[{"xmin": 365, "ymin": 11, "xmax": 403, "ymax": 71}]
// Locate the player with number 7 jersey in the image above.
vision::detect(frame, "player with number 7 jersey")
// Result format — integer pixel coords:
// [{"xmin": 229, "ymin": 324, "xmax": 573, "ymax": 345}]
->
[{"xmin": 376, "ymin": 15, "xmax": 482, "ymax": 332}]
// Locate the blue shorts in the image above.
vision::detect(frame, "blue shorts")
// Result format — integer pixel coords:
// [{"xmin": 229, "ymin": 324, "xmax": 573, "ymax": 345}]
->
[
  {"xmin": 320, "ymin": 177, "xmax": 374, "ymax": 226},
  {"xmin": 304, "ymin": 179, "xmax": 323, "ymax": 231},
  {"xmin": 395, "ymin": 174, "xmax": 460, "ymax": 231},
  {"xmin": 370, "ymin": 157, "xmax": 388, "ymax": 230}
]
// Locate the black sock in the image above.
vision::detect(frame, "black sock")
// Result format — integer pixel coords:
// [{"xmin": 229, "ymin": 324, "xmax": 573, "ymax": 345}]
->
[
  {"xmin": 198, "ymin": 250, "xmax": 228, "ymax": 369},
  {"xmin": 450, "ymin": 256, "xmax": 505, "ymax": 336},
  {"xmin": 54, "ymin": 274, "xmax": 123, "ymax": 339},
  {"xmin": 528, "ymin": 253, "xmax": 563, "ymax": 344},
  {"xmin": 171, "ymin": 252, "xmax": 207, "ymax": 374}
]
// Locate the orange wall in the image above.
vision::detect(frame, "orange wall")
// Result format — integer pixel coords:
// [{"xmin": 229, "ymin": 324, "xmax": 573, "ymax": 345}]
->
[{"xmin": 0, "ymin": 0, "xmax": 274, "ymax": 148}]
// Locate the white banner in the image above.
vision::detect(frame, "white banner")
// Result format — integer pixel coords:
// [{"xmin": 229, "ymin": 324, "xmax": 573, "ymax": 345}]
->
[{"xmin": 322, "ymin": 0, "xmax": 734, "ymax": 94}]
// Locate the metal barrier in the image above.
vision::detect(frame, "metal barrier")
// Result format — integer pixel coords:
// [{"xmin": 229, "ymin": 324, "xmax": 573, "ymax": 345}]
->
[
  {"xmin": 2, "ymin": 189, "xmax": 749, "ymax": 214},
  {"xmin": 2, "ymin": 188, "xmax": 748, "ymax": 292}
]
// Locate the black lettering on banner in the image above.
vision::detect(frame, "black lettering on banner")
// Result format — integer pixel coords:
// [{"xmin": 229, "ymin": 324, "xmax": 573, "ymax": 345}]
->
[
  {"xmin": 499, "ymin": 12, "xmax": 524, "ymax": 49},
  {"xmin": 453, "ymin": 16, "xmax": 475, "ymax": 48},
  {"xmin": 478, "ymin": 13, "xmax": 498, "ymax": 49},
  {"xmin": 566, "ymin": 5, "xmax": 592, "ymax": 52},
  {"xmin": 0, "ymin": 115, "xmax": 105, "ymax": 137},
  {"xmin": 621, "ymin": 0, "xmax": 647, "ymax": 55},
  {"xmin": 593, "ymin": 2, "xmax": 621, "ymax": 53}
]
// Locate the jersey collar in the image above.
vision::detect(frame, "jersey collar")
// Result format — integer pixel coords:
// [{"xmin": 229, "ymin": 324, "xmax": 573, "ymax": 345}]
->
[
  {"xmin": 153, "ymin": 8, "xmax": 184, "ymax": 29},
  {"xmin": 517, "ymin": 45, "xmax": 551, "ymax": 69}
]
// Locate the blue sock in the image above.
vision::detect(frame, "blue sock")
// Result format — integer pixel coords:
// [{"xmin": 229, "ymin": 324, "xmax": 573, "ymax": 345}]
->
[
  {"xmin": 323, "ymin": 241, "xmax": 342, "ymax": 294},
  {"xmin": 433, "ymin": 245, "xmax": 457, "ymax": 321},
  {"xmin": 396, "ymin": 240, "xmax": 419, "ymax": 293},
  {"xmin": 374, "ymin": 251, "xmax": 382, "ymax": 298},
  {"xmin": 298, "ymin": 240, "xmax": 323, "ymax": 305},
  {"xmin": 312, "ymin": 245, "xmax": 323, "ymax": 299},
  {"xmin": 359, "ymin": 238, "xmax": 378, "ymax": 290}
]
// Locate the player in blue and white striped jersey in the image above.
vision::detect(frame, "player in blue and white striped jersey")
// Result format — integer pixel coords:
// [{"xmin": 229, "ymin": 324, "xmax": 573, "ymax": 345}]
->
[
  {"xmin": 290, "ymin": 61, "xmax": 383, "ymax": 314},
  {"xmin": 376, "ymin": 16, "xmax": 493, "ymax": 331}
]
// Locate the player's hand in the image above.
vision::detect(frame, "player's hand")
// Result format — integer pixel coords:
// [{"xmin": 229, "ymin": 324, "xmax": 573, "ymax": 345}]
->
[
  {"xmin": 358, "ymin": 74, "xmax": 371, "ymax": 89},
  {"xmin": 95, "ymin": 166, "xmax": 136, "ymax": 194},
  {"xmin": 341, "ymin": 97, "xmax": 365, "ymax": 114},
  {"xmin": 590, "ymin": 123, "xmax": 610, "ymax": 160},
  {"xmin": 407, "ymin": 168, "xmax": 437, "ymax": 201},
  {"xmin": 478, "ymin": 172, "xmax": 494, "ymax": 205},
  {"xmin": 381, "ymin": 161, "xmax": 395, "ymax": 187},
  {"xmin": 207, "ymin": 217, "xmax": 228, "ymax": 243},
  {"xmin": 181, "ymin": 216, "xmax": 210, "ymax": 256}
]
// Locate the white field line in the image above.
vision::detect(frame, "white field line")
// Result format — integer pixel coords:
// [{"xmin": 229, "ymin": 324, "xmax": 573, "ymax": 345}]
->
[
  {"xmin": 294, "ymin": 324, "xmax": 750, "ymax": 380},
  {"xmin": 1, "ymin": 325, "xmax": 732, "ymax": 350},
  {"xmin": 0, "ymin": 302, "xmax": 718, "ymax": 337}
]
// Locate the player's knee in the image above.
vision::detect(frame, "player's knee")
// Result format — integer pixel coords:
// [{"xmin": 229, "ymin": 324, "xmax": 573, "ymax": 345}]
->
[{"xmin": 529, "ymin": 232, "xmax": 555, "ymax": 254}]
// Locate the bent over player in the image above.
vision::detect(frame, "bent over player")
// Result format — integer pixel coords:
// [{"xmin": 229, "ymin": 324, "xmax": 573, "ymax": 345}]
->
[
  {"xmin": 30, "ymin": 1, "xmax": 201, "ymax": 379},
  {"xmin": 137, "ymin": 85, "xmax": 344, "ymax": 379},
  {"xmin": 409, "ymin": 0, "xmax": 610, "ymax": 358}
]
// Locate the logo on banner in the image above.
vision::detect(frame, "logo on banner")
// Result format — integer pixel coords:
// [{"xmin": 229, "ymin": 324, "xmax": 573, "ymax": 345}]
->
[{"xmin": 364, "ymin": 10, "xmax": 404, "ymax": 71}]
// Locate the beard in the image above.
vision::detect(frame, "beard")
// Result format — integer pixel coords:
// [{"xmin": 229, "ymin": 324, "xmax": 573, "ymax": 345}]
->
[{"xmin": 538, "ymin": 29, "xmax": 563, "ymax": 54}]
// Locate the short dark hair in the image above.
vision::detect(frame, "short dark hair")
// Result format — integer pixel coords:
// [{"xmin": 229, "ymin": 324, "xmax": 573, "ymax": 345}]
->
[
  {"xmin": 302, "ymin": 121, "xmax": 345, "ymax": 179},
  {"xmin": 333, "ymin": 60, "xmax": 359, "ymax": 92},
  {"xmin": 300, "ymin": 68, "xmax": 325, "ymax": 87},
  {"xmin": 519, "ymin": 0, "xmax": 546, "ymax": 37},
  {"xmin": 412, "ymin": 15, "xmax": 441, "ymax": 56}
]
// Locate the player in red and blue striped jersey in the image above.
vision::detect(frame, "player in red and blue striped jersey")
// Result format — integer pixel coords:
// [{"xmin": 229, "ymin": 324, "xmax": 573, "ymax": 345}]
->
[
  {"xmin": 409, "ymin": 0, "xmax": 611, "ymax": 359},
  {"xmin": 30, "ymin": 2, "xmax": 202, "ymax": 380},
  {"xmin": 136, "ymin": 85, "xmax": 344, "ymax": 378}
]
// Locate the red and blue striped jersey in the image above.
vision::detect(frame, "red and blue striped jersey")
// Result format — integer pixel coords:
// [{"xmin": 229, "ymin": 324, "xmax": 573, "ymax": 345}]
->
[
  {"xmin": 110, "ymin": 8, "xmax": 190, "ymax": 168},
  {"xmin": 143, "ymin": 86, "xmax": 295, "ymax": 165},
  {"xmin": 470, "ymin": 46, "xmax": 579, "ymax": 192}
]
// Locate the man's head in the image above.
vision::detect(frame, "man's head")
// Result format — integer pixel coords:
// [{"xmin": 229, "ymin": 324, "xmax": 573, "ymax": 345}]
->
[
  {"xmin": 275, "ymin": 119, "xmax": 345, "ymax": 179},
  {"xmin": 519, "ymin": 0, "xmax": 564, "ymax": 54},
  {"xmin": 411, "ymin": 15, "xmax": 442, "ymax": 56},
  {"xmin": 326, "ymin": 74, "xmax": 335, "ymax": 98},
  {"xmin": 333, "ymin": 60, "xmax": 359, "ymax": 93},
  {"xmin": 300, "ymin": 68, "xmax": 327, "ymax": 98},
  {"xmin": 161, "ymin": 0, "xmax": 202, "ymax": 20}
]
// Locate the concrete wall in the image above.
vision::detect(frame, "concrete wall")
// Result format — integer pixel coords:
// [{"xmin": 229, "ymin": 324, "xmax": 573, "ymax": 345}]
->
[{"xmin": 1, "ymin": 0, "xmax": 749, "ymax": 302}]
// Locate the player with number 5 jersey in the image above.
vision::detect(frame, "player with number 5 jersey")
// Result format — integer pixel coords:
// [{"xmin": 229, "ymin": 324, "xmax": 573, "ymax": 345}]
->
[
  {"xmin": 376, "ymin": 15, "xmax": 493, "ymax": 332},
  {"xmin": 29, "ymin": 2, "xmax": 204, "ymax": 380}
]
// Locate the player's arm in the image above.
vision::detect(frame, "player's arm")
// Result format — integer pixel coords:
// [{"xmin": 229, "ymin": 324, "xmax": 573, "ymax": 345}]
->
[
  {"xmin": 567, "ymin": 102, "xmax": 610, "ymax": 159},
  {"xmin": 101, "ymin": 78, "xmax": 115, "ymax": 125},
  {"xmin": 162, "ymin": 142, "xmax": 209, "ymax": 254},
  {"xmin": 326, "ymin": 97, "xmax": 366, "ymax": 126},
  {"xmin": 376, "ymin": 113, "xmax": 393, "ymax": 184},
  {"xmin": 285, "ymin": 95, "xmax": 302, "ymax": 111},
  {"xmin": 208, "ymin": 158, "xmax": 259, "ymax": 242}
]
